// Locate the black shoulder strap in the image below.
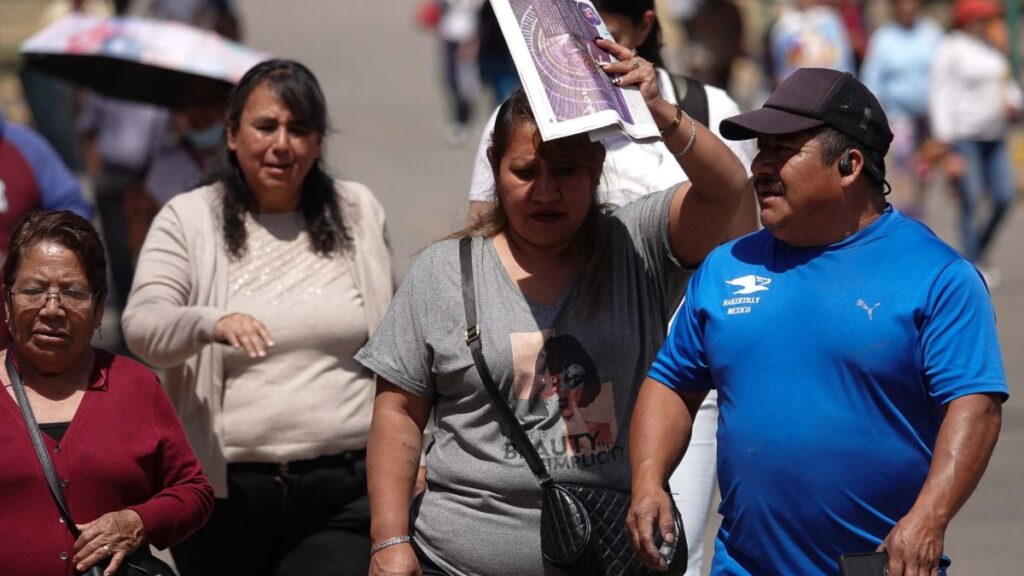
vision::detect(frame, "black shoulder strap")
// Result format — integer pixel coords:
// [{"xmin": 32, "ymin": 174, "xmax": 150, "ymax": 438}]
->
[
  {"xmin": 7, "ymin": 352, "xmax": 83, "ymax": 538},
  {"xmin": 459, "ymin": 238, "xmax": 552, "ymax": 486},
  {"xmin": 670, "ymin": 74, "xmax": 710, "ymax": 128}
]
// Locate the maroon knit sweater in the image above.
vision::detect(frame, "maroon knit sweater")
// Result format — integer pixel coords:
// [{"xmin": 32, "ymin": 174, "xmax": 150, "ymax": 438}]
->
[{"xmin": 0, "ymin": 349, "xmax": 214, "ymax": 575}]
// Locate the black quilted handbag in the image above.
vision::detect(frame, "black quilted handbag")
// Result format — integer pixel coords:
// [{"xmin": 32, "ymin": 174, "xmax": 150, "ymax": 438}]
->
[
  {"xmin": 458, "ymin": 239, "xmax": 688, "ymax": 576},
  {"xmin": 541, "ymin": 482, "xmax": 686, "ymax": 575}
]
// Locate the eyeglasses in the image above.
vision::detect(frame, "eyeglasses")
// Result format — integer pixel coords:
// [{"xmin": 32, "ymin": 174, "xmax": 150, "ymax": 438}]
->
[{"xmin": 10, "ymin": 287, "xmax": 95, "ymax": 309}]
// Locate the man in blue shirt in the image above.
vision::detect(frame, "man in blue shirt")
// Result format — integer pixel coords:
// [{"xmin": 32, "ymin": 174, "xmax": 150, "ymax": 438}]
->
[
  {"xmin": 0, "ymin": 111, "xmax": 92, "ymax": 248},
  {"xmin": 1, "ymin": 111, "xmax": 93, "ymax": 345},
  {"xmin": 627, "ymin": 68, "xmax": 1008, "ymax": 576}
]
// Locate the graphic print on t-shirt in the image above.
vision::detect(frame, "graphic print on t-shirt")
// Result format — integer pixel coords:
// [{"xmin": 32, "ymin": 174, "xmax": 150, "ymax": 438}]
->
[{"xmin": 507, "ymin": 330, "xmax": 620, "ymax": 469}]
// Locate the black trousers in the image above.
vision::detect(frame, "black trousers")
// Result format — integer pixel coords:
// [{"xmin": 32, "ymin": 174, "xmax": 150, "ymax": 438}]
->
[
  {"xmin": 442, "ymin": 39, "xmax": 472, "ymax": 125},
  {"xmin": 171, "ymin": 451, "xmax": 370, "ymax": 576}
]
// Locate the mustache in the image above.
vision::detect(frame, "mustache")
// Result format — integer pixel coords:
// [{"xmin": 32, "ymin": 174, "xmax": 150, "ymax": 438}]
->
[{"xmin": 754, "ymin": 176, "xmax": 784, "ymax": 193}]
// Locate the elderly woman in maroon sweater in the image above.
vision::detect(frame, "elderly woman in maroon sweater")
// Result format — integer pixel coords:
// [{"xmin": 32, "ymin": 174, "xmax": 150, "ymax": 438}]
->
[{"xmin": 0, "ymin": 211, "xmax": 213, "ymax": 576}]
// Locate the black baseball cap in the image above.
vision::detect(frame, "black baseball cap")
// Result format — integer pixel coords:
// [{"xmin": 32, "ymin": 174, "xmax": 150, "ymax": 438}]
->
[{"xmin": 720, "ymin": 68, "xmax": 893, "ymax": 181}]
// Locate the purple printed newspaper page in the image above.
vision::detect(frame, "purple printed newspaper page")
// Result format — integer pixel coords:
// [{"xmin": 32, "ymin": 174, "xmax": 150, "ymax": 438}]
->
[{"xmin": 491, "ymin": 0, "xmax": 659, "ymax": 142}]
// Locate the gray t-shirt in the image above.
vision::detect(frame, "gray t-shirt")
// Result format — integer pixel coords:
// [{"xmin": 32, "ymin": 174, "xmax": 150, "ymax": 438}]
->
[{"xmin": 356, "ymin": 188, "xmax": 687, "ymax": 576}]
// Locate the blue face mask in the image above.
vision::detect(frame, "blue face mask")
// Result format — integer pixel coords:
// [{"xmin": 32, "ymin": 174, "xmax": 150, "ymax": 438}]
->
[{"xmin": 185, "ymin": 121, "xmax": 224, "ymax": 151}]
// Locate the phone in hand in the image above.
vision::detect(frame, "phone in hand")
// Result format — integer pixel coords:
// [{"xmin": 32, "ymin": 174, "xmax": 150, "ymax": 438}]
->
[
  {"xmin": 839, "ymin": 552, "xmax": 889, "ymax": 576},
  {"xmin": 839, "ymin": 552, "xmax": 951, "ymax": 576},
  {"xmin": 652, "ymin": 529, "xmax": 676, "ymax": 564}
]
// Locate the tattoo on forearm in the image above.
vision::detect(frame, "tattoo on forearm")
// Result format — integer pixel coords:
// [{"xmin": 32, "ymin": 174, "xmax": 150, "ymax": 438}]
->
[{"xmin": 401, "ymin": 441, "xmax": 420, "ymax": 474}]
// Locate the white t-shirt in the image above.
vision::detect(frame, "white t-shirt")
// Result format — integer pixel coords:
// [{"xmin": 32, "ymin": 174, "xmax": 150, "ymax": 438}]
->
[
  {"xmin": 439, "ymin": 0, "xmax": 485, "ymax": 42},
  {"xmin": 930, "ymin": 31, "xmax": 1023, "ymax": 142},
  {"xmin": 468, "ymin": 69, "xmax": 754, "ymax": 207}
]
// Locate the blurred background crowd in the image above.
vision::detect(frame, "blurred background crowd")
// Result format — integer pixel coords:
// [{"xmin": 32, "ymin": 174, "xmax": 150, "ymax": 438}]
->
[
  {"xmin": 1, "ymin": 0, "xmax": 244, "ymax": 352},
  {"xmin": 417, "ymin": 0, "xmax": 1024, "ymax": 288},
  {"xmin": 3, "ymin": 0, "xmax": 1023, "ymax": 300}
]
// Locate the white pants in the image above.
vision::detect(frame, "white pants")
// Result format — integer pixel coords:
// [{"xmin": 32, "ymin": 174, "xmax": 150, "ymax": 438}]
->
[{"xmin": 668, "ymin": 390, "xmax": 718, "ymax": 575}]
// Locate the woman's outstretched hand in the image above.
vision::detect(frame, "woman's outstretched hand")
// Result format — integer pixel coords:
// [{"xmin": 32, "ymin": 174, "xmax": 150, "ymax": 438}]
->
[{"xmin": 214, "ymin": 312, "xmax": 274, "ymax": 358}]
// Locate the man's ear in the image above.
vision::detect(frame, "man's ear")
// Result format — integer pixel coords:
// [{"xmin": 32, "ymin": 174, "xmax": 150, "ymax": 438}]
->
[{"xmin": 839, "ymin": 148, "xmax": 866, "ymax": 187}]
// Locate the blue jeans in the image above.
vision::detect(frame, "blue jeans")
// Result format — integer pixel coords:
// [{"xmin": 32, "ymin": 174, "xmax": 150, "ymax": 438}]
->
[
  {"xmin": 479, "ymin": 52, "xmax": 520, "ymax": 104},
  {"xmin": 952, "ymin": 139, "xmax": 1016, "ymax": 262},
  {"xmin": 442, "ymin": 40, "xmax": 472, "ymax": 125}
]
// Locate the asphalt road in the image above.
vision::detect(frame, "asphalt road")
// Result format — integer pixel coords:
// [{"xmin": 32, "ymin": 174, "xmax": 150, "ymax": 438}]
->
[{"xmin": 237, "ymin": 1, "xmax": 1023, "ymax": 573}]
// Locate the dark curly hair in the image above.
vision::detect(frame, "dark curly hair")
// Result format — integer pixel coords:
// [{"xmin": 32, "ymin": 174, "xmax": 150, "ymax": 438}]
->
[
  {"xmin": 3, "ymin": 211, "xmax": 108, "ymax": 305},
  {"xmin": 205, "ymin": 59, "xmax": 350, "ymax": 259}
]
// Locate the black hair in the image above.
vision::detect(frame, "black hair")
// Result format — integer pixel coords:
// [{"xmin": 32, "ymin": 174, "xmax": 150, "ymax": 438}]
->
[
  {"xmin": 592, "ymin": 0, "xmax": 663, "ymax": 67},
  {"xmin": 205, "ymin": 59, "xmax": 350, "ymax": 259},
  {"xmin": 3, "ymin": 211, "xmax": 107, "ymax": 304},
  {"xmin": 530, "ymin": 334, "xmax": 602, "ymax": 410}
]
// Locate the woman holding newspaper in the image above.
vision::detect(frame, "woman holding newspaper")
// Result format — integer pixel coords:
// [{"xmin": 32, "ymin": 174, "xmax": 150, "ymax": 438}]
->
[
  {"xmin": 467, "ymin": 2, "xmax": 756, "ymax": 574},
  {"xmin": 468, "ymin": 0, "xmax": 755, "ymax": 226},
  {"xmin": 357, "ymin": 35, "xmax": 749, "ymax": 576}
]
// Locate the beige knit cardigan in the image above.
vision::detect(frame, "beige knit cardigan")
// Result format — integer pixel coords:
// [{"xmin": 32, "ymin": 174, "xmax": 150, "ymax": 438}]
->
[{"xmin": 122, "ymin": 180, "xmax": 394, "ymax": 496}]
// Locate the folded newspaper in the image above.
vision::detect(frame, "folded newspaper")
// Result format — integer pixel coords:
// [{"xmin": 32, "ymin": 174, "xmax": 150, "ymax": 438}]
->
[{"xmin": 491, "ymin": 0, "xmax": 660, "ymax": 142}]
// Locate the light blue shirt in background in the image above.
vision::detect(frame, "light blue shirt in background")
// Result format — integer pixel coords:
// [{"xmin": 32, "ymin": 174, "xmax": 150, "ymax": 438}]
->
[{"xmin": 861, "ymin": 18, "xmax": 943, "ymax": 118}]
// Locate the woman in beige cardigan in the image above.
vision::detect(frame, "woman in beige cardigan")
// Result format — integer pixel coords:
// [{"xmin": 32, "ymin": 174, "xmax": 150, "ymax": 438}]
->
[{"xmin": 122, "ymin": 60, "xmax": 393, "ymax": 576}]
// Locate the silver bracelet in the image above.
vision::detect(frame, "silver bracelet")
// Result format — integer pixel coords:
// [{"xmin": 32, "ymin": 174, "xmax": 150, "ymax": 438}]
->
[
  {"xmin": 672, "ymin": 113, "xmax": 697, "ymax": 158},
  {"xmin": 370, "ymin": 535, "xmax": 412, "ymax": 556}
]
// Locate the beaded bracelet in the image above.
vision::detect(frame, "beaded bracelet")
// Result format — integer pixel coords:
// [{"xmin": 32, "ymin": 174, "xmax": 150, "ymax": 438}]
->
[
  {"xmin": 671, "ymin": 114, "xmax": 697, "ymax": 158},
  {"xmin": 660, "ymin": 104, "xmax": 683, "ymax": 138},
  {"xmin": 370, "ymin": 535, "xmax": 412, "ymax": 556}
]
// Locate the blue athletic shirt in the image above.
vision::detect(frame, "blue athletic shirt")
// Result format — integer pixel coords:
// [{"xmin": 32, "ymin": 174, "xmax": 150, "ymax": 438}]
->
[
  {"xmin": 0, "ymin": 111, "xmax": 92, "ymax": 252},
  {"xmin": 648, "ymin": 207, "xmax": 1008, "ymax": 575}
]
